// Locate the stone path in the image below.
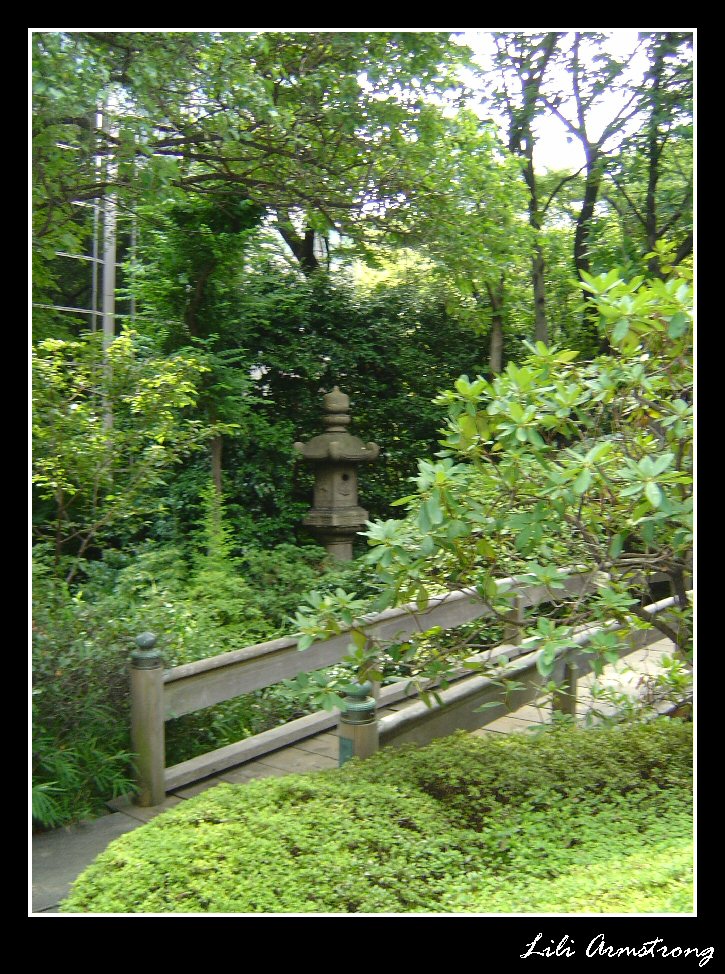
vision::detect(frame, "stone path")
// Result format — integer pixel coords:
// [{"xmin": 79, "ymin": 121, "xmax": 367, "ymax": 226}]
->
[{"xmin": 31, "ymin": 639, "xmax": 680, "ymax": 915}]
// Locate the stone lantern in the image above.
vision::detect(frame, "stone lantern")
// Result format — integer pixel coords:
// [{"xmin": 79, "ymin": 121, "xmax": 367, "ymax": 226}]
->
[{"xmin": 294, "ymin": 386, "xmax": 379, "ymax": 561}]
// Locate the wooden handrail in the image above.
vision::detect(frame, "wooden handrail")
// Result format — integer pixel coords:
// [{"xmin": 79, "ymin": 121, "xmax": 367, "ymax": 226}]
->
[
  {"xmin": 378, "ymin": 593, "xmax": 688, "ymax": 748},
  {"xmin": 130, "ymin": 567, "xmax": 689, "ymax": 805},
  {"xmin": 162, "ymin": 569, "xmax": 599, "ymax": 720}
]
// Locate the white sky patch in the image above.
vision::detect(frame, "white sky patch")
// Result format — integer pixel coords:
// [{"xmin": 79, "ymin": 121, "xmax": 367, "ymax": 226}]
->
[{"xmin": 458, "ymin": 30, "xmax": 651, "ymax": 173}]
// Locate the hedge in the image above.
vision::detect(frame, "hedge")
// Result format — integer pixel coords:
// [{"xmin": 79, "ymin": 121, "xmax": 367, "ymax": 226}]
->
[{"xmin": 62, "ymin": 718, "xmax": 693, "ymax": 914}]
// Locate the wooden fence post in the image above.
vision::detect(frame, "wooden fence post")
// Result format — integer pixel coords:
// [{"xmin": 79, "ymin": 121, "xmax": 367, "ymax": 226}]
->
[
  {"xmin": 130, "ymin": 632, "xmax": 166, "ymax": 806},
  {"xmin": 503, "ymin": 594, "xmax": 524, "ymax": 645},
  {"xmin": 338, "ymin": 680, "xmax": 378, "ymax": 765},
  {"xmin": 552, "ymin": 657, "xmax": 579, "ymax": 719}
]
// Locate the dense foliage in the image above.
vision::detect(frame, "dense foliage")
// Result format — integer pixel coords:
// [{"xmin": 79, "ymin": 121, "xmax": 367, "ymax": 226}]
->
[
  {"xmin": 32, "ymin": 534, "xmax": 379, "ymax": 827},
  {"xmin": 61, "ymin": 719, "xmax": 692, "ymax": 913},
  {"xmin": 32, "ymin": 31, "xmax": 693, "ymax": 834},
  {"xmin": 295, "ymin": 267, "xmax": 693, "ymax": 701}
]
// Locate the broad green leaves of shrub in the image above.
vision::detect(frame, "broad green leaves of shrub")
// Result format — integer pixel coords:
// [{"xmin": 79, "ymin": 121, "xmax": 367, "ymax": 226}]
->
[{"xmin": 295, "ymin": 269, "xmax": 692, "ymax": 689}]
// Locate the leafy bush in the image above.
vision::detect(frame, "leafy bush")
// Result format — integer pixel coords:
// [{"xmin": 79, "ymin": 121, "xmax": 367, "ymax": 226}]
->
[
  {"xmin": 62, "ymin": 718, "xmax": 692, "ymax": 914},
  {"xmin": 296, "ymin": 268, "xmax": 693, "ymax": 699},
  {"xmin": 31, "ymin": 328, "xmax": 213, "ymax": 585},
  {"xmin": 32, "ymin": 536, "xmax": 379, "ymax": 827}
]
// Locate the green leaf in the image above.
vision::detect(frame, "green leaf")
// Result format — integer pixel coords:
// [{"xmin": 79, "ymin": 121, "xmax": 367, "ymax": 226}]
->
[
  {"xmin": 667, "ymin": 313, "xmax": 690, "ymax": 339},
  {"xmin": 425, "ymin": 492, "xmax": 444, "ymax": 526},
  {"xmin": 536, "ymin": 653, "xmax": 556, "ymax": 677},
  {"xmin": 609, "ymin": 534, "xmax": 625, "ymax": 559},
  {"xmin": 476, "ymin": 538, "xmax": 496, "ymax": 559},
  {"xmin": 350, "ymin": 629, "xmax": 368, "ymax": 650},
  {"xmin": 573, "ymin": 469, "xmax": 592, "ymax": 495},
  {"xmin": 645, "ymin": 482, "xmax": 663, "ymax": 508},
  {"xmin": 650, "ymin": 453, "xmax": 675, "ymax": 477},
  {"xmin": 508, "ymin": 401, "xmax": 524, "ymax": 423},
  {"xmin": 458, "ymin": 414, "xmax": 477, "ymax": 439},
  {"xmin": 446, "ymin": 519, "xmax": 469, "ymax": 540},
  {"xmin": 612, "ymin": 319, "xmax": 630, "ymax": 342},
  {"xmin": 420, "ymin": 535, "xmax": 436, "ymax": 557}
]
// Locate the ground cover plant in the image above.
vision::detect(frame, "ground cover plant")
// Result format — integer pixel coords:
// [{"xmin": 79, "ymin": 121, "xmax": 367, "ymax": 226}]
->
[{"xmin": 61, "ymin": 718, "xmax": 692, "ymax": 914}]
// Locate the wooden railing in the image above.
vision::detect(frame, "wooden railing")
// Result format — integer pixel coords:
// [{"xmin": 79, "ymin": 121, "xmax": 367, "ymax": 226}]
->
[
  {"xmin": 377, "ymin": 593, "xmax": 685, "ymax": 748},
  {"xmin": 129, "ymin": 569, "xmax": 686, "ymax": 805}
]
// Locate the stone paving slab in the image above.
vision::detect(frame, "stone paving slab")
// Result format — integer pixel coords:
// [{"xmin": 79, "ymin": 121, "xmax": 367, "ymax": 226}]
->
[
  {"xmin": 106, "ymin": 794, "xmax": 184, "ymax": 822},
  {"xmin": 473, "ymin": 713, "xmax": 544, "ymax": 736},
  {"xmin": 31, "ymin": 812, "xmax": 141, "ymax": 913},
  {"xmin": 293, "ymin": 732, "xmax": 340, "ymax": 758},
  {"xmin": 243, "ymin": 746, "xmax": 338, "ymax": 775},
  {"xmin": 170, "ymin": 775, "xmax": 235, "ymax": 799},
  {"xmin": 512, "ymin": 703, "xmax": 552, "ymax": 722}
]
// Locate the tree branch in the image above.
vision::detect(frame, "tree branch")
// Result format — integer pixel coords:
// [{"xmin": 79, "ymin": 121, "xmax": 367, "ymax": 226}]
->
[{"xmin": 541, "ymin": 164, "xmax": 588, "ymax": 216}]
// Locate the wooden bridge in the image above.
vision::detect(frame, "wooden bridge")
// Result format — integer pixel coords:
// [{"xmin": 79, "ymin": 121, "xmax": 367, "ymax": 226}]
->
[
  {"xmin": 129, "ymin": 568, "xmax": 690, "ymax": 806},
  {"xmin": 144, "ymin": 635, "xmax": 679, "ymax": 805}
]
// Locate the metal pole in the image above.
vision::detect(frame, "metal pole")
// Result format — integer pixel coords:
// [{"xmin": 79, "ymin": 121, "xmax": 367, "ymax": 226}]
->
[
  {"xmin": 91, "ymin": 202, "xmax": 100, "ymax": 333},
  {"xmin": 129, "ymin": 215, "xmax": 137, "ymax": 323},
  {"xmin": 338, "ymin": 680, "xmax": 378, "ymax": 765},
  {"xmin": 100, "ymin": 105, "xmax": 116, "ymax": 352},
  {"xmin": 100, "ymin": 105, "xmax": 116, "ymax": 429},
  {"xmin": 552, "ymin": 658, "xmax": 578, "ymax": 719}
]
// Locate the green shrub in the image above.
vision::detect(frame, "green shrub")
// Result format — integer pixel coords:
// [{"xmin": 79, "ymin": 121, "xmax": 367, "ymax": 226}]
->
[{"xmin": 62, "ymin": 719, "xmax": 692, "ymax": 914}]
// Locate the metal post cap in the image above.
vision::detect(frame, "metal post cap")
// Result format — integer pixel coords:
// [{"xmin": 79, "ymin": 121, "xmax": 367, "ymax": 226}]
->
[
  {"xmin": 130, "ymin": 632, "xmax": 162, "ymax": 669},
  {"xmin": 340, "ymin": 680, "xmax": 376, "ymax": 724}
]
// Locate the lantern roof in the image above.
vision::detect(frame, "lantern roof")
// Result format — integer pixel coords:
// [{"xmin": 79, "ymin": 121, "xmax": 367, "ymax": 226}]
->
[{"xmin": 294, "ymin": 386, "xmax": 380, "ymax": 463}]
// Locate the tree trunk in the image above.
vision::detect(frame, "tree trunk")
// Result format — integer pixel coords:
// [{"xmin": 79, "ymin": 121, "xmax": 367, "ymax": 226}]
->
[
  {"xmin": 277, "ymin": 221, "xmax": 321, "ymax": 276},
  {"xmin": 532, "ymin": 243, "xmax": 547, "ymax": 345},
  {"xmin": 210, "ymin": 434, "xmax": 223, "ymax": 501},
  {"xmin": 501, "ymin": 32, "xmax": 558, "ymax": 348},
  {"xmin": 574, "ymin": 150, "xmax": 609, "ymax": 352},
  {"xmin": 574, "ymin": 151, "xmax": 602, "ymax": 281},
  {"xmin": 185, "ymin": 262, "xmax": 215, "ymax": 338},
  {"xmin": 485, "ymin": 276, "xmax": 506, "ymax": 374},
  {"xmin": 489, "ymin": 315, "xmax": 504, "ymax": 374},
  {"xmin": 55, "ymin": 490, "xmax": 65, "ymax": 573},
  {"xmin": 645, "ymin": 40, "xmax": 664, "ymax": 278},
  {"xmin": 521, "ymin": 149, "xmax": 549, "ymax": 347}
]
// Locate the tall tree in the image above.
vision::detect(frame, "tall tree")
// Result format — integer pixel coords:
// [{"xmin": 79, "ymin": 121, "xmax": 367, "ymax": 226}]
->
[
  {"xmin": 538, "ymin": 33, "xmax": 647, "ymax": 285},
  {"xmin": 32, "ymin": 31, "xmax": 469, "ymax": 278},
  {"xmin": 605, "ymin": 32, "xmax": 693, "ymax": 278},
  {"xmin": 491, "ymin": 31, "xmax": 563, "ymax": 346},
  {"xmin": 398, "ymin": 112, "xmax": 532, "ymax": 373}
]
